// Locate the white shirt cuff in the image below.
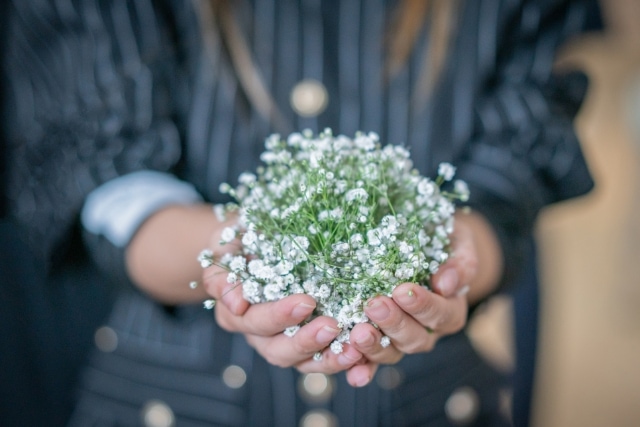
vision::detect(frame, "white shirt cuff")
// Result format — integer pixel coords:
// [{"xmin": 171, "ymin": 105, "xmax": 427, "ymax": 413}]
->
[{"xmin": 81, "ymin": 171, "xmax": 203, "ymax": 247}]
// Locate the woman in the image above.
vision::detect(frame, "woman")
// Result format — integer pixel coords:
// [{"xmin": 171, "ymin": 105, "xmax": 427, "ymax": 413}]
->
[{"xmin": 2, "ymin": 0, "xmax": 600, "ymax": 425}]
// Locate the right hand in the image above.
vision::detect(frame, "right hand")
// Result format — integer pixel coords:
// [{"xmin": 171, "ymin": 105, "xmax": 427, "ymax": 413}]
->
[{"xmin": 202, "ymin": 263, "xmax": 367, "ymax": 376}]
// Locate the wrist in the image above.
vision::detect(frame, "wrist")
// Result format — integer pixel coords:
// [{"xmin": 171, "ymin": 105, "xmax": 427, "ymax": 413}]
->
[{"xmin": 126, "ymin": 203, "xmax": 218, "ymax": 304}]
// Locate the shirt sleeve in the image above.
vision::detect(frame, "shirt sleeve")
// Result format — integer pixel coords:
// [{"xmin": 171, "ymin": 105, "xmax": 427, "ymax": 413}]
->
[
  {"xmin": 452, "ymin": 0, "xmax": 601, "ymax": 289},
  {"xmin": 3, "ymin": 1, "xmax": 184, "ymax": 269}
]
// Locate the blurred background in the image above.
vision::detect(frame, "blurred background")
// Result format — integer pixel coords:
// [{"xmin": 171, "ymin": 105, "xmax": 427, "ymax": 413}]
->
[
  {"xmin": 469, "ymin": 1, "xmax": 640, "ymax": 425},
  {"xmin": 2, "ymin": 1, "xmax": 637, "ymax": 426}
]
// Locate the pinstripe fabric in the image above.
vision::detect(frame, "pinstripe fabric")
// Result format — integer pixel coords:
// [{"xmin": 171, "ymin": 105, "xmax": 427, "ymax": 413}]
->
[
  {"xmin": 2, "ymin": 0, "xmax": 600, "ymax": 425},
  {"xmin": 4, "ymin": 0, "xmax": 596, "ymax": 285}
]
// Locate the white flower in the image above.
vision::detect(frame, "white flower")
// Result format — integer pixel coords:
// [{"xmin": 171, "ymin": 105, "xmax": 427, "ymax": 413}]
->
[
  {"xmin": 438, "ymin": 162, "xmax": 456, "ymax": 181},
  {"xmin": 242, "ymin": 230, "xmax": 258, "ymax": 246},
  {"xmin": 275, "ymin": 260, "xmax": 294, "ymax": 275},
  {"xmin": 329, "ymin": 208, "xmax": 343, "ymax": 219},
  {"xmin": 213, "ymin": 204, "xmax": 226, "ymax": 221},
  {"xmin": 238, "ymin": 172, "xmax": 257, "ymax": 186},
  {"xmin": 219, "ymin": 182, "xmax": 232, "ymax": 194},
  {"xmin": 220, "ymin": 227, "xmax": 236, "ymax": 244},
  {"xmin": 367, "ymin": 229, "xmax": 382, "ymax": 246},
  {"xmin": 284, "ymin": 325, "xmax": 300, "ymax": 337},
  {"xmin": 398, "ymin": 241, "xmax": 413, "ymax": 254},
  {"xmin": 197, "ymin": 249, "xmax": 214, "ymax": 268},
  {"xmin": 395, "ymin": 264, "xmax": 415, "ymax": 280},
  {"xmin": 345, "ymin": 188, "xmax": 368, "ymax": 203},
  {"xmin": 454, "ymin": 179, "xmax": 470, "ymax": 202},
  {"xmin": 293, "ymin": 236, "xmax": 310, "ymax": 251},
  {"xmin": 330, "ymin": 341, "xmax": 344, "ymax": 354},
  {"xmin": 417, "ymin": 178, "xmax": 436, "ymax": 196},
  {"xmin": 228, "ymin": 256, "xmax": 246, "ymax": 273},
  {"xmin": 199, "ymin": 130, "xmax": 467, "ymax": 353},
  {"xmin": 354, "ymin": 133, "xmax": 376, "ymax": 151},
  {"xmin": 242, "ymin": 279, "xmax": 262, "ymax": 303}
]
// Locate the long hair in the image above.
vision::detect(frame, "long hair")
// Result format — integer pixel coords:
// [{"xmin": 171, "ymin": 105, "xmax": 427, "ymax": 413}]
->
[
  {"xmin": 386, "ymin": 0, "xmax": 459, "ymax": 106},
  {"xmin": 196, "ymin": 0, "xmax": 459, "ymax": 129}
]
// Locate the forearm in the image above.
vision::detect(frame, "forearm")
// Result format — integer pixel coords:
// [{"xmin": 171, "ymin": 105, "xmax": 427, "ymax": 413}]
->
[{"xmin": 125, "ymin": 203, "xmax": 225, "ymax": 305}]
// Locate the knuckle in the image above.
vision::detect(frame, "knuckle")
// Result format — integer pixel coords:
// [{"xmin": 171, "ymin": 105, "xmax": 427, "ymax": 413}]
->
[
  {"xmin": 290, "ymin": 337, "xmax": 312, "ymax": 355},
  {"xmin": 382, "ymin": 351, "xmax": 404, "ymax": 364},
  {"xmin": 447, "ymin": 313, "xmax": 467, "ymax": 333},
  {"xmin": 214, "ymin": 310, "xmax": 236, "ymax": 332},
  {"xmin": 382, "ymin": 314, "xmax": 409, "ymax": 336},
  {"xmin": 262, "ymin": 346, "xmax": 292, "ymax": 368},
  {"xmin": 416, "ymin": 297, "xmax": 440, "ymax": 324},
  {"xmin": 399, "ymin": 334, "xmax": 436, "ymax": 354},
  {"xmin": 400, "ymin": 341, "xmax": 425, "ymax": 354}
]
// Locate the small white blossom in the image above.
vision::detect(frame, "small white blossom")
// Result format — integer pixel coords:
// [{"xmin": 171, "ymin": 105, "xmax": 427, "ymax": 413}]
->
[
  {"xmin": 367, "ymin": 229, "xmax": 381, "ymax": 246},
  {"xmin": 345, "ymin": 188, "xmax": 369, "ymax": 203},
  {"xmin": 284, "ymin": 325, "xmax": 300, "ymax": 337},
  {"xmin": 454, "ymin": 179, "xmax": 470, "ymax": 202},
  {"xmin": 417, "ymin": 178, "xmax": 436, "ymax": 196},
  {"xmin": 219, "ymin": 182, "xmax": 232, "ymax": 194},
  {"xmin": 238, "ymin": 172, "xmax": 257, "ymax": 186},
  {"xmin": 228, "ymin": 256, "xmax": 246, "ymax": 273},
  {"xmin": 213, "ymin": 204, "xmax": 226, "ymax": 221},
  {"xmin": 242, "ymin": 230, "xmax": 258, "ymax": 247},
  {"xmin": 330, "ymin": 341, "xmax": 344, "ymax": 354},
  {"xmin": 197, "ymin": 249, "xmax": 214, "ymax": 268},
  {"xmin": 438, "ymin": 162, "xmax": 456, "ymax": 181},
  {"xmin": 220, "ymin": 227, "xmax": 236, "ymax": 244}
]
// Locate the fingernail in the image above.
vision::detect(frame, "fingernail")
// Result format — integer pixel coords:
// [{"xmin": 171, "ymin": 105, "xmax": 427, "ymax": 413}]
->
[
  {"xmin": 316, "ymin": 325, "xmax": 340, "ymax": 344},
  {"xmin": 436, "ymin": 269, "xmax": 459, "ymax": 297},
  {"xmin": 395, "ymin": 285, "xmax": 417, "ymax": 306},
  {"xmin": 291, "ymin": 302, "xmax": 316, "ymax": 318},
  {"xmin": 353, "ymin": 374, "xmax": 372, "ymax": 387},
  {"xmin": 366, "ymin": 298, "xmax": 390, "ymax": 321}
]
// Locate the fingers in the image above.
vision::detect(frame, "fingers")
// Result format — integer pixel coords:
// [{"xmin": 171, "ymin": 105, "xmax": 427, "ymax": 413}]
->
[
  {"xmin": 363, "ymin": 294, "xmax": 438, "ymax": 354},
  {"xmin": 236, "ymin": 314, "xmax": 364, "ymax": 373},
  {"xmin": 393, "ymin": 283, "xmax": 467, "ymax": 334},
  {"xmin": 345, "ymin": 361, "xmax": 380, "ymax": 387},
  {"xmin": 204, "ymin": 262, "xmax": 368, "ymax": 374},
  {"xmin": 214, "ymin": 292, "xmax": 317, "ymax": 336},
  {"xmin": 349, "ymin": 322, "xmax": 404, "ymax": 364},
  {"xmin": 294, "ymin": 342, "xmax": 364, "ymax": 374},
  {"xmin": 362, "ymin": 283, "xmax": 467, "ymax": 354},
  {"xmin": 202, "ymin": 266, "xmax": 250, "ymax": 315},
  {"xmin": 244, "ymin": 316, "xmax": 346, "ymax": 367},
  {"xmin": 431, "ymin": 218, "xmax": 477, "ymax": 298}
]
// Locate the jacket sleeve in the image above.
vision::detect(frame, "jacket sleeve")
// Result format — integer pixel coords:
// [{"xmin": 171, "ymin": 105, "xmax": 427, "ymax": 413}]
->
[
  {"xmin": 452, "ymin": 0, "xmax": 601, "ymax": 289},
  {"xmin": 3, "ymin": 1, "xmax": 187, "ymax": 271}
]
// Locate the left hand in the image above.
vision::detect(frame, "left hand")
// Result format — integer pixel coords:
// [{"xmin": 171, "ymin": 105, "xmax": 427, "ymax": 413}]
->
[{"xmin": 333, "ymin": 211, "xmax": 497, "ymax": 387}]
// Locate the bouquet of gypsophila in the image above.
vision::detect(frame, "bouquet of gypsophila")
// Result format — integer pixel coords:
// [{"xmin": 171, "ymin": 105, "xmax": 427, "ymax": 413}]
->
[{"xmin": 198, "ymin": 129, "xmax": 469, "ymax": 355}]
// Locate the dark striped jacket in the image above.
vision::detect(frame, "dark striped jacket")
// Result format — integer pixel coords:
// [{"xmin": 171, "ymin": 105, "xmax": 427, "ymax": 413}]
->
[{"xmin": 2, "ymin": 0, "xmax": 600, "ymax": 425}]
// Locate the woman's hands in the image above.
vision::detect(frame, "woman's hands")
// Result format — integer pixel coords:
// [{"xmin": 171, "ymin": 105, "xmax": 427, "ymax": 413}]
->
[{"xmin": 202, "ymin": 209, "xmax": 503, "ymax": 387}]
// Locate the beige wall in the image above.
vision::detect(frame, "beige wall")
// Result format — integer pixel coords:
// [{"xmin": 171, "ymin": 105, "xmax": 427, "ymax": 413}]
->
[{"xmin": 533, "ymin": 1, "xmax": 640, "ymax": 425}]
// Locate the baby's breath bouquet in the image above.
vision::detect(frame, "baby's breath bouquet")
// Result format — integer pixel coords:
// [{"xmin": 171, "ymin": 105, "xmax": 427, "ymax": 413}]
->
[{"xmin": 199, "ymin": 129, "xmax": 469, "ymax": 354}]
